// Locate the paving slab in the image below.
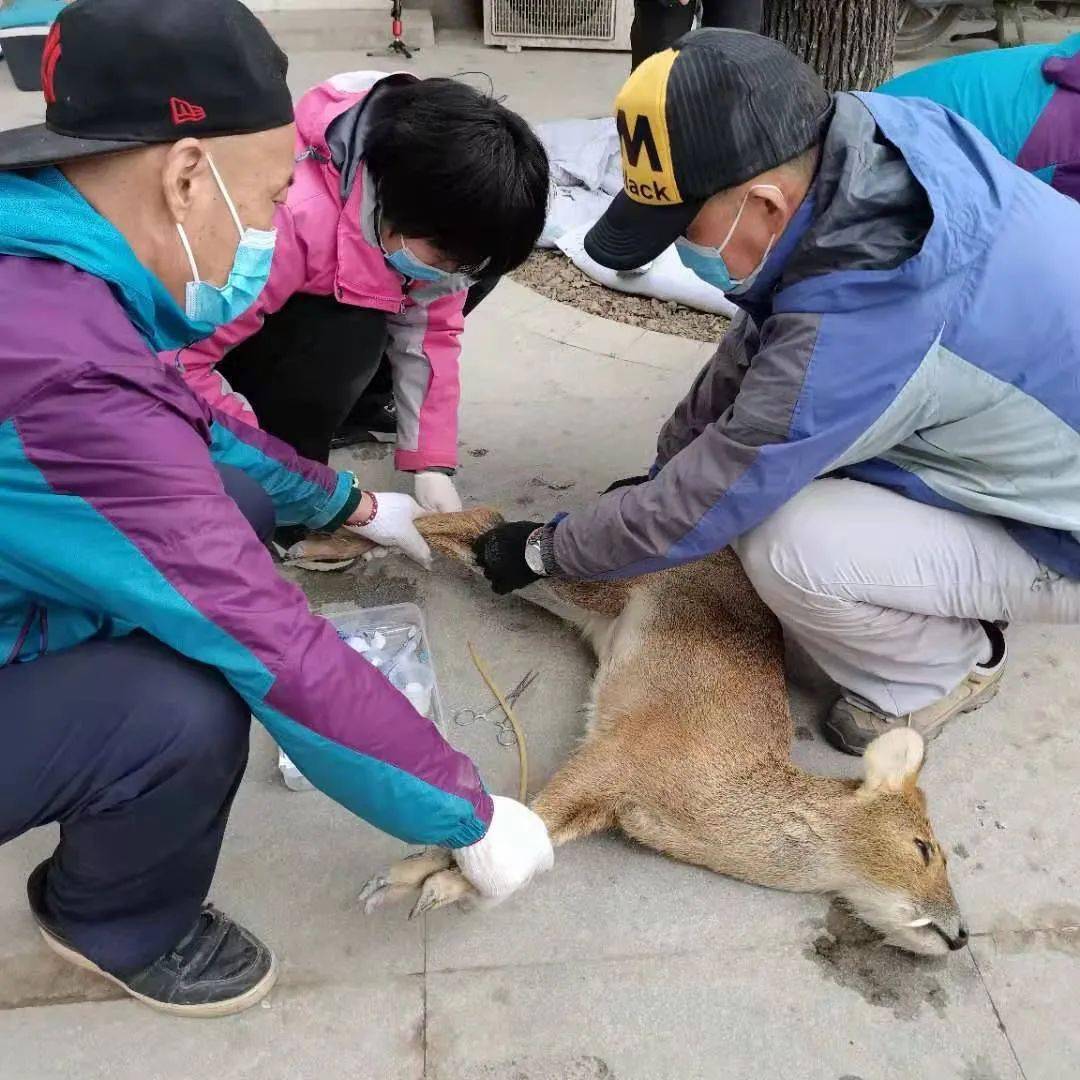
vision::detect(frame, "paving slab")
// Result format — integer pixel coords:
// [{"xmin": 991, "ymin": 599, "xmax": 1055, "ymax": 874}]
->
[
  {"xmin": 908, "ymin": 625, "xmax": 1080, "ymax": 937},
  {"xmin": 0, "ymin": 977, "xmax": 425, "ymax": 1080},
  {"xmin": 970, "ymin": 931, "xmax": 1080, "ymax": 1080},
  {"xmin": 425, "ymin": 943, "xmax": 1021, "ymax": 1080},
  {"xmin": 213, "ymin": 726, "xmax": 428, "ymax": 983}
]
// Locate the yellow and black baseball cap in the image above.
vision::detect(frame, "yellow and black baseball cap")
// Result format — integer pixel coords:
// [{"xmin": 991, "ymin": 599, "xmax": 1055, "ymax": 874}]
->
[{"xmin": 585, "ymin": 29, "xmax": 831, "ymax": 271}]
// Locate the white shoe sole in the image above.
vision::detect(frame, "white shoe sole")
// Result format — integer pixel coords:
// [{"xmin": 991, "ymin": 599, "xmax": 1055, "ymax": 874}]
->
[{"xmin": 38, "ymin": 926, "xmax": 279, "ymax": 1018}]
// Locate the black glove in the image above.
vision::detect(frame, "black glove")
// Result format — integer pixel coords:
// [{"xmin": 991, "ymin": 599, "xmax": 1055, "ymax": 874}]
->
[
  {"xmin": 602, "ymin": 474, "xmax": 650, "ymax": 494},
  {"xmin": 472, "ymin": 521, "xmax": 544, "ymax": 595}
]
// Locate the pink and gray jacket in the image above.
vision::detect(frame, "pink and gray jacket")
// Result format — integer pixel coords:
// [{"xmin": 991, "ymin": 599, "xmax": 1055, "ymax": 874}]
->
[
  {"xmin": 160, "ymin": 72, "xmax": 474, "ymax": 473},
  {"xmin": 0, "ymin": 165, "xmax": 492, "ymax": 847}
]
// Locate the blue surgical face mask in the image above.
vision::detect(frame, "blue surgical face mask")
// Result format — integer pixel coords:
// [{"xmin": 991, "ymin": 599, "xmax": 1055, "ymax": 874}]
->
[
  {"xmin": 384, "ymin": 237, "xmax": 454, "ymax": 284},
  {"xmin": 675, "ymin": 184, "xmax": 782, "ymax": 296},
  {"xmin": 175, "ymin": 154, "xmax": 277, "ymax": 333}
]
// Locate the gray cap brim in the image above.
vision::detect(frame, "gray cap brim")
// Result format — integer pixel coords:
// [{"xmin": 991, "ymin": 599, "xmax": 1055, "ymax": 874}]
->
[{"xmin": 0, "ymin": 123, "xmax": 146, "ymax": 172}]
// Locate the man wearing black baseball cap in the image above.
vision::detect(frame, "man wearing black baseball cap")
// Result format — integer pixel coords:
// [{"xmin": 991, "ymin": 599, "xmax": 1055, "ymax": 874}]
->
[
  {"xmin": 0, "ymin": 0, "xmax": 553, "ymax": 1017},
  {"xmin": 473, "ymin": 30, "xmax": 1080, "ymax": 764}
]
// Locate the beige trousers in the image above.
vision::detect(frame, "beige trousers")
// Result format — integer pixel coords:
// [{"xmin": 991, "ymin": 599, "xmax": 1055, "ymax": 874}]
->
[{"xmin": 734, "ymin": 479, "xmax": 1080, "ymax": 715}]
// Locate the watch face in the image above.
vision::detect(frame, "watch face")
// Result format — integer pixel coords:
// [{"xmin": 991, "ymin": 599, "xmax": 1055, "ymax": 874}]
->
[{"xmin": 525, "ymin": 539, "xmax": 545, "ymax": 575}]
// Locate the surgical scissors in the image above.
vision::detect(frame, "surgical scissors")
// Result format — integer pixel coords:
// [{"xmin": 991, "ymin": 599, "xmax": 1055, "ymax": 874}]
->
[{"xmin": 453, "ymin": 670, "xmax": 539, "ymax": 728}]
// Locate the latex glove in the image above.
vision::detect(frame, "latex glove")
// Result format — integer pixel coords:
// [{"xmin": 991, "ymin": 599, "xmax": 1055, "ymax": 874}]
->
[
  {"xmin": 414, "ymin": 471, "xmax": 463, "ymax": 513},
  {"xmin": 472, "ymin": 520, "xmax": 544, "ymax": 595},
  {"xmin": 346, "ymin": 492, "xmax": 432, "ymax": 569},
  {"xmin": 452, "ymin": 796, "xmax": 554, "ymax": 902}
]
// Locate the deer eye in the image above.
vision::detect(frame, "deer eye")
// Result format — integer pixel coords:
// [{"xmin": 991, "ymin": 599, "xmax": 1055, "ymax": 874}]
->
[{"xmin": 914, "ymin": 839, "xmax": 932, "ymax": 864}]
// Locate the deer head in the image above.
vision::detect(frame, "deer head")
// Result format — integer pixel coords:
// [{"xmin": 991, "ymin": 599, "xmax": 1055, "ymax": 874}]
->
[{"xmin": 832, "ymin": 729, "xmax": 966, "ymax": 955}]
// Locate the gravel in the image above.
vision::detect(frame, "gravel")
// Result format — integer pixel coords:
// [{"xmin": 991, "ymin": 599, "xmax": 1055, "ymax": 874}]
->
[{"xmin": 509, "ymin": 249, "xmax": 730, "ymax": 343}]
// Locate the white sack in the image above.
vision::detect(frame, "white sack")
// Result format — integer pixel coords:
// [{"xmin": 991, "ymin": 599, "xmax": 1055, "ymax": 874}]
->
[
  {"xmin": 553, "ymin": 223, "xmax": 739, "ymax": 319},
  {"xmin": 534, "ymin": 117, "xmax": 622, "ymax": 194},
  {"xmin": 539, "ymin": 186, "xmax": 615, "ymax": 249}
]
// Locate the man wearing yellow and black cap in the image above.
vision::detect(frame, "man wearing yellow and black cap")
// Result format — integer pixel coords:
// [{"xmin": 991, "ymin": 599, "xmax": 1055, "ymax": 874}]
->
[
  {"xmin": 586, "ymin": 25, "xmax": 827, "ymax": 270},
  {"xmin": 474, "ymin": 29, "xmax": 1080, "ymax": 763}
]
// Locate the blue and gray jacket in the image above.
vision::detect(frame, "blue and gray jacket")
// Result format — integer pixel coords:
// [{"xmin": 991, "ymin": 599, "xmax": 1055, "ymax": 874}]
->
[{"xmin": 549, "ymin": 92, "xmax": 1080, "ymax": 580}]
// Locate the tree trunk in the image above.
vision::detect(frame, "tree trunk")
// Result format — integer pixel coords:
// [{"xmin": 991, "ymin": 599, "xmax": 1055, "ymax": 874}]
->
[{"xmin": 762, "ymin": 0, "xmax": 900, "ymax": 92}]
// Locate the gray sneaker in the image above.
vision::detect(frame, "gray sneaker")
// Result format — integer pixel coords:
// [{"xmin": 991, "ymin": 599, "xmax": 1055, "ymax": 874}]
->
[{"xmin": 822, "ymin": 622, "xmax": 1007, "ymax": 756}]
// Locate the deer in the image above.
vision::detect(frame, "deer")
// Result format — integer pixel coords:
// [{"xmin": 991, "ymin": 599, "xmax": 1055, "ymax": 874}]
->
[{"xmin": 358, "ymin": 508, "xmax": 969, "ymax": 956}]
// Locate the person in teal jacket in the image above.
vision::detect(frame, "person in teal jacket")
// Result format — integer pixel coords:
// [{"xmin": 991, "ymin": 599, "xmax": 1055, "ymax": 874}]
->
[{"xmin": 879, "ymin": 33, "xmax": 1080, "ymax": 201}]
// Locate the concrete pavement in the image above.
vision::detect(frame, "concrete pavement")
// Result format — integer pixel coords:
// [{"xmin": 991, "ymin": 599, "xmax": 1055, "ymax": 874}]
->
[{"xmin": 1, "ymin": 21, "xmax": 1078, "ymax": 1080}]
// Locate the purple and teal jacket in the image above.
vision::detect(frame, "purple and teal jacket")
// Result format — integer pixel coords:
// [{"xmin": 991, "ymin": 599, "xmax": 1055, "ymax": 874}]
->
[
  {"xmin": 0, "ymin": 166, "xmax": 492, "ymax": 847},
  {"xmin": 879, "ymin": 33, "xmax": 1080, "ymax": 201}
]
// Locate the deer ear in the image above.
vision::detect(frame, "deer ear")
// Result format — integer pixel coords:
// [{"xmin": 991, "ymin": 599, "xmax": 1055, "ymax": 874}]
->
[{"xmin": 860, "ymin": 728, "xmax": 925, "ymax": 794}]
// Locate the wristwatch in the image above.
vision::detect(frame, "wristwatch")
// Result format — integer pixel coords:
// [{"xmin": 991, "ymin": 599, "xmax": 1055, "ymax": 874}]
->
[{"xmin": 524, "ymin": 527, "xmax": 548, "ymax": 577}]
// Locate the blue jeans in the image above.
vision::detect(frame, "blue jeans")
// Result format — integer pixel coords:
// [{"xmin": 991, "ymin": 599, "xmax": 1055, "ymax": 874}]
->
[{"xmin": 0, "ymin": 466, "xmax": 273, "ymax": 974}]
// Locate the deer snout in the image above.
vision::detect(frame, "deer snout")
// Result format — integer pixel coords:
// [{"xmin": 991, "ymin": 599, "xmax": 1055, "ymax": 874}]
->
[
  {"xmin": 931, "ymin": 921, "xmax": 969, "ymax": 951},
  {"xmin": 925, "ymin": 910, "xmax": 969, "ymax": 951}
]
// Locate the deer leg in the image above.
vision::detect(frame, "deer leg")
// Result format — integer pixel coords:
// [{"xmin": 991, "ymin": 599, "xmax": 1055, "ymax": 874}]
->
[
  {"xmin": 360, "ymin": 741, "xmax": 620, "ymax": 919},
  {"xmin": 531, "ymin": 739, "xmax": 619, "ymax": 845},
  {"xmin": 359, "ymin": 853, "xmax": 481, "ymax": 919},
  {"xmin": 358, "ymin": 847, "xmax": 476, "ymax": 918}
]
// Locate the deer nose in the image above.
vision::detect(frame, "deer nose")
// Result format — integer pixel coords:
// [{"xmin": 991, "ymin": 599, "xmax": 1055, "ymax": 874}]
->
[{"xmin": 949, "ymin": 925, "xmax": 970, "ymax": 951}]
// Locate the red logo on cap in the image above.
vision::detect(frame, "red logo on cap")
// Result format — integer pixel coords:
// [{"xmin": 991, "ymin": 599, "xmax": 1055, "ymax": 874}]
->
[
  {"xmin": 41, "ymin": 24, "xmax": 62, "ymax": 105},
  {"xmin": 170, "ymin": 98, "xmax": 207, "ymax": 126}
]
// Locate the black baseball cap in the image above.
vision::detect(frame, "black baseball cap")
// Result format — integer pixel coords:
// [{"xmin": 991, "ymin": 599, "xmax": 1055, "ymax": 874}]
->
[
  {"xmin": 585, "ymin": 29, "xmax": 831, "ymax": 271},
  {"xmin": 0, "ymin": 0, "xmax": 293, "ymax": 172}
]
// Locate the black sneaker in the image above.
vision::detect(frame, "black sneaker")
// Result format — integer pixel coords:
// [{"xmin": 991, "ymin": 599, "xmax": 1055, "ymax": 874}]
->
[
  {"xmin": 330, "ymin": 395, "xmax": 397, "ymax": 449},
  {"xmin": 27, "ymin": 861, "xmax": 278, "ymax": 1017}
]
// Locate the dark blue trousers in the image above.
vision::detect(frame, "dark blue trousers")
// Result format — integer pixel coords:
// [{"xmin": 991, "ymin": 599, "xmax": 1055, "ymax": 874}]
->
[{"xmin": 0, "ymin": 466, "xmax": 274, "ymax": 975}]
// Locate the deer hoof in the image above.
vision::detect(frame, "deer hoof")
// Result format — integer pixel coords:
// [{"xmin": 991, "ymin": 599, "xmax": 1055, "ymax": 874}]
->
[
  {"xmin": 359, "ymin": 848, "xmax": 458, "ymax": 916},
  {"xmin": 409, "ymin": 868, "xmax": 477, "ymax": 919}
]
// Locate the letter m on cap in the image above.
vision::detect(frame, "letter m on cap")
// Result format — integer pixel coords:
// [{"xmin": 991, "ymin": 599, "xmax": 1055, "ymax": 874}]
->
[{"xmin": 616, "ymin": 110, "xmax": 662, "ymax": 172}]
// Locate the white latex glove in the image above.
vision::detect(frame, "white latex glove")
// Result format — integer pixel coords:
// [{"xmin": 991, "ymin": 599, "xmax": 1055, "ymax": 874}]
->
[
  {"xmin": 414, "ymin": 471, "xmax": 463, "ymax": 513},
  {"xmin": 452, "ymin": 795, "xmax": 554, "ymax": 903},
  {"xmin": 345, "ymin": 492, "xmax": 432, "ymax": 569}
]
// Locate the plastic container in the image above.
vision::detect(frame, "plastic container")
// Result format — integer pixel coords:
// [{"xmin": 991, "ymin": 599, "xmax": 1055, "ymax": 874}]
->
[
  {"xmin": 277, "ymin": 601, "xmax": 446, "ymax": 791},
  {"xmin": 278, "ymin": 748, "xmax": 314, "ymax": 792}
]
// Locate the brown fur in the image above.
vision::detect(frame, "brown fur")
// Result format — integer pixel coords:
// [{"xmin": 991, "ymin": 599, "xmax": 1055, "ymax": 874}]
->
[{"xmin": 372, "ymin": 509, "xmax": 965, "ymax": 954}]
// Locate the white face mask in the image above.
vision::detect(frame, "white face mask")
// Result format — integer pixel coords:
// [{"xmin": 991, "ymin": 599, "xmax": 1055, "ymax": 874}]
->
[
  {"xmin": 674, "ymin": 184, "xmax": 784, "ymax": 296},
  {"xmin": 174, "ymin": 154, "xmax": 277, "ymax": 332}
]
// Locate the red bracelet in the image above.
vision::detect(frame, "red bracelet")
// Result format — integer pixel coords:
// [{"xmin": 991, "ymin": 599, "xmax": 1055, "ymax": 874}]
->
[{"xmin": 352, "ymin": 490, "xmax": 378, "ymax": 528}]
